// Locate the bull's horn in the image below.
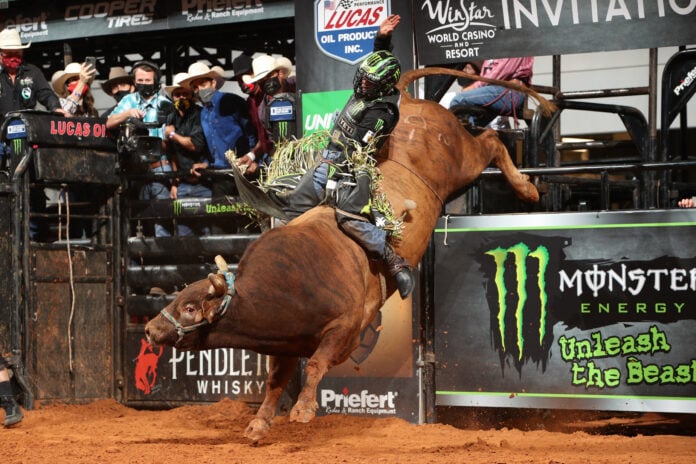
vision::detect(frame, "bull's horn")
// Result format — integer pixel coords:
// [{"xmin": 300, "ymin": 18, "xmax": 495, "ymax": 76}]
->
[
  {"xmin": 208, "ymin": 273, "xmax": 227, "ymax": 297},
  {"xmin": 404, "ymin": 199, "xmax": 417, "ymax": 210},
  {"xmin": 214, "ymin": 255, "xmax": 229, "ymax": 272}
]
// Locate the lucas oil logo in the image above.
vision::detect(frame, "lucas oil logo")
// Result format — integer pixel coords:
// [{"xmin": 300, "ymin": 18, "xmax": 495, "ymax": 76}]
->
[{"xmin": 315, "ymin": 0, "xmax": 390, "ymax": 65}]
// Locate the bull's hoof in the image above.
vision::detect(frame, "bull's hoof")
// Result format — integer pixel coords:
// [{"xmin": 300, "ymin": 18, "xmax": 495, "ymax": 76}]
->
[
  {"xmin": 289, "ymin": 400, "xmax": 318, "ymax": 423},
  {"xmin": 515, "ymin": 175, "xmax": 540, "ymax": 203},
  {"xmin": 244, "ymin": 418, "xmax": 270, "ymax": 443}
]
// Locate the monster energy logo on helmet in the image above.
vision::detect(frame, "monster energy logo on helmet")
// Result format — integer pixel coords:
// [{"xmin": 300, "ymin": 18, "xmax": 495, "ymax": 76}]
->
[
  {"xmin": 353, "ymin": 50, "xmax": 401, "ymax": 99},
  {"xmin": 485, "ymin": 243, "xmax": 551, "ymax": 367}
]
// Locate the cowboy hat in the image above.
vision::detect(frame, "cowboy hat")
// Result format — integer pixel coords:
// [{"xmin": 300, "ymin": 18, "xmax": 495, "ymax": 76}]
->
[
  {"xmin": 51, "ymin": 62, "xmax": 83, "ymax": 94},
  {"xmin": 231, "ymin": 54, "xmax": 253, "ymax": 79},
  {"xmin": 181, "ymin": 61, "xmax": 225, "ymax": 89},
  {"xmin": 242, "ymin": 55, "xmax": 293, "ymax": 84},
  {"xmin": 0, "ymin": 28, "xmax": 31, "ymax": 50},
  {"xmin": 100, "ymin": 67, "xmax": 133, "ymax": 94},
  {"xmin": 163, "ymin": 72, "xmax": 192, "ymax": 99}
]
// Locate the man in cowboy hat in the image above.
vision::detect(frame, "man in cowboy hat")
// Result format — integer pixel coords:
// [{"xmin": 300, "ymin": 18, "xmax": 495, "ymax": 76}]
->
[
  {"xmin": 183, "ymin": 62, "xmax": 256, "ymax": 182},
  {"xmin": 100, "ymin": 66, "xmax": 134, "ymax": 117},
  {"xmin": 162, "ymin": 72, "xmax": 212, "ymax": 236},
  {"xmin": 0, "ymin": 28, "xmax": 68, "ymax": 121},
  {"xmin": 232, "ymin": 53, "xmax": 271, "ymax": 168},
  {"xmin": 243, "ymin": 54, "xmax": 297, "ymax": 154}
]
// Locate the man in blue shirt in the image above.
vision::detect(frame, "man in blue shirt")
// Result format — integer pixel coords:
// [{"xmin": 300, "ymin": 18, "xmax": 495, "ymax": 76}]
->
[{"xmin": 183, "ymin": 62, "xmax": 257, "ymax": 233}]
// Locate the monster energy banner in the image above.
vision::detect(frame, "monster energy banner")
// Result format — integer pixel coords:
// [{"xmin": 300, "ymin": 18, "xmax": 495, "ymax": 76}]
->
[
  {"xmin": 434, "ymin": 209, "xmax": 696, "ymax": 413},
  {"xmin": 413, "ymin": 0, "xmax": 696, "ymax": 64}
]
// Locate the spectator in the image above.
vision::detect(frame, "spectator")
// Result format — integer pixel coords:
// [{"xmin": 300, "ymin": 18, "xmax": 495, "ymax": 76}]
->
[
  {"xmin": 232, "ymin": 53, "xmax": 271, "ymax": 168},
  {"xmin": 243, "ymin": 54, "xmax": 297, "ymax": 159},
  {"xmin": 163, "ymin": 72, "xmax": 212, "ymax": 236},
  {"xmin": 273, "ymin": 14, "xmax": 413, "ymax": 299},
  {"xmin": 448, "ymin": 57, "xmax": 534, "ymax": 128},
  {"xmin": 0, "ymin": 28, "xmax": 69, "ymax": 241},
  {"xmin": 51, "ymin": 61, "xmax": 98, "ymax": 117},
  {"xmin": 182, "ymin": 61, "xmax": 257, "ymax": 205},
  {"xmin": 100, "ymin": 66, "xmax": 134, "ymax": 117},
  {"xmin": 0, "ymin": 354, "xmax": 23, "ymax": 427},
  {"xmin": 0, "ymin": 28, "xmax": 68, "ymax": 121},
  {"xmin": 107, "ymin": 61, "xmax": 174, "ymax": 237}
]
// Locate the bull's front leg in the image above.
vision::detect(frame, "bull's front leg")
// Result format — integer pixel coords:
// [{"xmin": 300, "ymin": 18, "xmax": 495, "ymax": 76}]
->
[
  {"xmin": 289, "ymin": 331, "xmax": 357, "ymax": 424},
  {"xmin": 244, "ymin": 355, "xmax": 298, "ymax": 443}
]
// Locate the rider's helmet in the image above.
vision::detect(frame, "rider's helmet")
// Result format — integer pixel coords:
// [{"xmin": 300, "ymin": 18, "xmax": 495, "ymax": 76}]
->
[{"xmin": 353, "ymin": 50, "xmax": 401, "ymax": 99}]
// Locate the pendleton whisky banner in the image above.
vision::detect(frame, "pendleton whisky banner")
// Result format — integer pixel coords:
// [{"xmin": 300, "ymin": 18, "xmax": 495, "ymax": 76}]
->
[
  {"xmin": 413, "ymin": 0, "xmax": 696, "ymax": 65},
  {"xmin": 434, "ymin": 209, "xmax": 696, "ymax": 413}
]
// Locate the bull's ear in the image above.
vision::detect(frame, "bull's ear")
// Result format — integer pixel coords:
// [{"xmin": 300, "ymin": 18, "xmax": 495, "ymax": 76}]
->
[{"xmin": 207, "ymin": 273, "xmax": 227, "ymax": 297}]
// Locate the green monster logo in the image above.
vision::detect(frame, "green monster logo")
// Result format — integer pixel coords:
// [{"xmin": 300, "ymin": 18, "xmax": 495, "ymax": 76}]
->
[
  {"xmin": 485, "ymin": 243, "xmax": 550, "ymax": 364},
  {"xmin": 173, "ymin": 200, "xmax": 182, "ymax": 216}
]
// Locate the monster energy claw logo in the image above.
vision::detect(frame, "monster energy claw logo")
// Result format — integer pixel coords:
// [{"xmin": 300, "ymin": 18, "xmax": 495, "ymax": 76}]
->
[{"xmin": 486, "ymin": 243, "xmax": 550, "ymax": 361}]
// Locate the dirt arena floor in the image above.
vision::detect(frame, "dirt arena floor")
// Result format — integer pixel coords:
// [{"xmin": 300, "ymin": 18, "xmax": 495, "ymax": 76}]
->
[{"xmin": 4, "ymin": 398, "xmax": 696, "ymax": 464}]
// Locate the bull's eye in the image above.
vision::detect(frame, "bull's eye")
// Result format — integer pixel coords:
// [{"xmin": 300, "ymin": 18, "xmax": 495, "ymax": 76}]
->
[{"xmin": 183, "ymin": 304, "xmax": 197, "ymax": 314}]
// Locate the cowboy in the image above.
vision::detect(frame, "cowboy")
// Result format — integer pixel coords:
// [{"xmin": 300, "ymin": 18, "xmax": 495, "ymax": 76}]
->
[
  {"xmin": 163, "ymin": 72, "xmax": 212, "ymax": 236},
  {"xmin": 100, "ymin": 66, "xmax": 134, "ymax": 117},
  {"xmin": 243, "ymin": 54, "xmax": 297, "ymax": 156},
  {"xmin": 0, "ymin": 28, "xmax": 67, "ymax": 121},
  {"xmin": 183, "ymin": 62, "xmax": 257, "ymax": 181}
]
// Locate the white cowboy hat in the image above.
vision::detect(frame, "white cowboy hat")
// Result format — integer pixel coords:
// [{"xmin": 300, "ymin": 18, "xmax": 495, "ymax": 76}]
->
[
  {"xmin": 100, "ymin": 67, "xmax": 132, "ymax": 94},
  {"xmin": 242, "ymin": 55, "xmax": 293, "ymax": 84},
  {"xmin": 163, "ymin": 72, "xmax": 192, "ymax": 99},
  {"xmin": 181, "ymin": 61, "xmax": 225, "ymax": 89},
  {"xmin": 0, "ymin": 28, "xmax": 31, "ymax": 50},
  {"xmin": 51, "ymin": 62, "xmax": 83, "ymax": 94}
]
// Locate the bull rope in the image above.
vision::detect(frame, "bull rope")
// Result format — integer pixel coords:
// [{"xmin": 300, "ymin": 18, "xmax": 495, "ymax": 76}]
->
[{"xmin": 382, "ymin": 158, "xmax": 444, "ymax": 206}]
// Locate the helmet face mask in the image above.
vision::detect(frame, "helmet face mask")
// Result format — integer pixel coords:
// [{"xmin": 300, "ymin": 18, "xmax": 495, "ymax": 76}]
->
[{"xmin": 353, "ymin": 50, "xmax": 401, "ymax": 99}]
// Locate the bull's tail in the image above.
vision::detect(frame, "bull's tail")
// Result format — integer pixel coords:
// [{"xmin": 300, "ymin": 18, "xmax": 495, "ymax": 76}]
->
[{"xmin": 396, "ymin": 67, "xmax": 557, "ymax": 117}]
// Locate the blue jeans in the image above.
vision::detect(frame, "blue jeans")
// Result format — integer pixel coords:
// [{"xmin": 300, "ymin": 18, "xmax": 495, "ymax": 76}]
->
[
  {"xmin": 312, "ymin": 149, "xmax": 344, "ymax": 198},
  {"xmin": 176, "ymin": 181, "xmax": 212, "ymax": 237},
  {"xmin": 139, "ymin": 165, "xmax": 173, "ymax": 237},
  {"xmin": 449, "ymin": 85, "xmax": 526, "ymax": 126}
]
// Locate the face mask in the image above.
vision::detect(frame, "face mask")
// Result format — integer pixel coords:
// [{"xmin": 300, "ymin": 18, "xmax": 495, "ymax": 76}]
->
[
  {"xmin": 114, "ymin": 90, "xmax": 131, "ymax": 103},
  {"xmin": 241, "ymin": 82, "xmax": 255, "ymax": 95},
  {"xmin": 262, "ymin": 76, "xmax": 281, "ymax": 96},
  {"xmin": 197, "ymin": 86, "xmax": 215, "ymax": 104},
  {"xmin": 174, "ymin": 98, "xmax": 191, "ymax": 112},
  {"xmin": 67, "ymin": 81, "xmax": 79, "ymax": 94},
  {"xmin": 2, "ymin": 56, "xmax": 22, "ymax": 71},
  {"xmin": 135, "ymin": 83, "xmax": 157, "ymax": 99}
]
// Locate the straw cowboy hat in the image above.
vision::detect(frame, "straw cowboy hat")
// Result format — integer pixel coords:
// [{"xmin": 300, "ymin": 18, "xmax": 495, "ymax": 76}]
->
[
  {"xmin": 181, "ymin": 62, "xmax": 226, "ymax": 89},
  {"xmin": 242, "ymin": 55, "xmax": 293, "ymax": 84},
  {"xmin": 163, "ymin": 72, "xmax": 192, "ymax": 99},
  {"xmin": 0, "ymin": 28, "xmax": 31, "ymax": 50},
  {"xmin": 100, "ymin": 67, "xmax": 132, "ymax": 94},
  {"xmin": 51, "ymin": 62, "xmax": 82, "ymax": 94}
]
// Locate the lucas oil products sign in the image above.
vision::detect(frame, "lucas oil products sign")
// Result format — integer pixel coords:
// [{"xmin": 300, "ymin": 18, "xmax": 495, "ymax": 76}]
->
[
  {"xmin": 315, "ymin": 0, "xmax": 391, "ymax": 64},
  {"xmin": 434, "ymin": 209, "xmax": 696, "ymax": 413}
]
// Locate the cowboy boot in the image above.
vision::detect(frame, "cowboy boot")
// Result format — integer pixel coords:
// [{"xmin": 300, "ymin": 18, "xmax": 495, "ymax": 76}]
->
[
  {"xmin": 383, "ymin": 243, "xmax": 414, "ymax": 299},
  {"xmin": 0, "ymin": 381, "xmax": 24, "ymax": 427}
]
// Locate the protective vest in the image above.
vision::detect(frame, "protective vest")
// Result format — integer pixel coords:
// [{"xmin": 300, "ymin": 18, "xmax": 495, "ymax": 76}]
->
[
  {"xmin": 327, "ymin": 92, "xmax": 400, "ymax": 155},
  {"xmin": 265, "ymin": 92, "xmax": 297, "ymax": 142}
]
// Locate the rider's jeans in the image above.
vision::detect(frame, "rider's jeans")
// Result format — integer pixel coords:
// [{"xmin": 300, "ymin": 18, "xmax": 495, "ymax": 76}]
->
[{"xmin": 139, "ymin": 164, "xmax": 173, "ymax": 237}]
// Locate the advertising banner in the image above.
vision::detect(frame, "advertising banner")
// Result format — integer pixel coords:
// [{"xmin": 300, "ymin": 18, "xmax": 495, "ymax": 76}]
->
[
  {"xmin": 301, "ymin": 89, "xmax": 352, "ymax": 134},
  {"xmin": 413, "ymin": 0, "xmax": 696, "ymax": 65},
  {"xmin": 0, "ymin": 0, "xmax": 294, "ymax": 44},
  {"xmin": 434, "ymin": 209, "xmax": 696, "ymax": 413}
]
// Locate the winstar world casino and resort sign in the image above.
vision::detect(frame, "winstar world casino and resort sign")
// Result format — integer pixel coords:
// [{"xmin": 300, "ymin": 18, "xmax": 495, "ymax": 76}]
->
[
  {"xmin": 413, "ymin": 0, "xmax": 696, "ymax": 64},
  {"xmin": 315, "ymin": 0, "xmax": 390, "ymax": 65}
]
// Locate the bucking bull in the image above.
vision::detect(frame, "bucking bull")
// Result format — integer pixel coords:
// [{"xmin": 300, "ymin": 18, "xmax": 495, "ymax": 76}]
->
[{"xmin": 145, "ymin": 68, "xmax": 555, "ymax": 442}]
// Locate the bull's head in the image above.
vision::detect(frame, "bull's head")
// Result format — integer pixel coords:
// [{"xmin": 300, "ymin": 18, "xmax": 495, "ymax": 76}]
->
[{"xmin": 145, "ymin": 255, "xmax": 235, "ymax": 349}]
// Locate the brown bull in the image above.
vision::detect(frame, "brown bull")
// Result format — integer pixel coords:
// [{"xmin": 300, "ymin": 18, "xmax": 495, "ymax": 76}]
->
[{"xmin": 145, "ymin": 68, "xmax": 552, "ymax": 442}]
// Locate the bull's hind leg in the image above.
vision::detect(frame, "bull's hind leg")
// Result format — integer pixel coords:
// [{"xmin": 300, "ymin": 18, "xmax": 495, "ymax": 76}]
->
[
  {"xmin": 479, "ymin": 130, "xmax": 539, "ymax": 202},
  {"xmin": 244, "ymin": 355, "xmax": 299, "ymax": 443}
]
